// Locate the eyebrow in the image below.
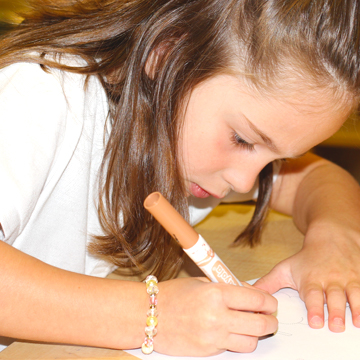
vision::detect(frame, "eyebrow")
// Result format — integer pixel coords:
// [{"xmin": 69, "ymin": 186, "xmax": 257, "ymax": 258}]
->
[
  {"xmin": 244, "ymin": 116, "xmax": 280, "ymax": 154},
  {"xmin": 244, "ymin": 115, "xmax": 308, "ymax": 159}
]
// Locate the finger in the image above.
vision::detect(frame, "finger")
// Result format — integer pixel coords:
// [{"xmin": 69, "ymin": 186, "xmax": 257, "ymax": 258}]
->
[
  {"xmin": 227, "ymin": 310, "xmax": 278, "ymax": 337},
  {"xmin": 325, "ymin": 284, "xmax": 346, "ymax": 332},
  {"xmin": 221, "ymin": 284, "xmax": 278, "ymax": 314},
  {"xmin": 346, "ymin": 282, "xmax": 360, "ymax": 328},
  {"xmin": 225, "ymin": 334, "xmax": 258, "ymax": 353},
  {"xmin": 302, "ymin": 283, "xmax": 325, "ymax": 329},
  {"xmin": 194, "ymin": 277, "xmax": 211, "ymax": 283},
  {"xmin": 253, "ymin": 262, "xmax": 294, "ymax": 294},
  {"xmin": 241, "ymin": 281, "xmax": 270, "ymax": 294}
]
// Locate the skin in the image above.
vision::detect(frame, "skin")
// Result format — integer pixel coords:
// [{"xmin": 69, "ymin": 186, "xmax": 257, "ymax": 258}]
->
[
  {"xmin": 0, "ymin": 241, "xmax": 278, "ymax": 356},
  {"xmin": 0, "ymin": 72, "xmax": 357, "ymax": 356},
  {"xmin": 0, "ymin": 73, "xmax": 279, "ymax": 356},
  {"xmin": 180, "ymin": 74, "xmax": 360, "ymax": 332}
]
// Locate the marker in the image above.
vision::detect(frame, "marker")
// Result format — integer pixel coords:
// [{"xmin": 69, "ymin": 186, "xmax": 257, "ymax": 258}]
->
[{"xmin": 144, "ymin": 192, "xmax": 242, "ymax": 286}]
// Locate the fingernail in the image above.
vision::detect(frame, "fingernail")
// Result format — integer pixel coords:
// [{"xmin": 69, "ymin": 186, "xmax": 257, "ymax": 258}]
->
[
  {"xmin": 355, "ymin": 315, "xmax": 360, "ymax": 327},
  {"xmin": 333, "ymin": 317, "xmax": 344, "ymax": 327},
  {"xmin": 310, "ymin": 316, "xmax": 323, "ymax": 327}
]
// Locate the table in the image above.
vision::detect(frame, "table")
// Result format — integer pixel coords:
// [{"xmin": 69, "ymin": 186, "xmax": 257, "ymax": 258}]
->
[{"xmin": 0, "ymin": 203, "xmax": 304, "ymax": 359}]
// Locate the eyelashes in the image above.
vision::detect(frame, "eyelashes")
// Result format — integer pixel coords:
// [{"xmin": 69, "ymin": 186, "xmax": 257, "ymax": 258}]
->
[
  {"xmin": 232, "ymin": 131, "xmax": 254, "ymax": 151},
  {"xmin": 231, "ymin": 131, "xmax": 289, "ymax": 162}
]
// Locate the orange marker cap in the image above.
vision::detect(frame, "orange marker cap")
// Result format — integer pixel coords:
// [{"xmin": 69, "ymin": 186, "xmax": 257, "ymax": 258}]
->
[{"xmin": 144, "ymin": 192, "xmax": 199, "ymax": 249}]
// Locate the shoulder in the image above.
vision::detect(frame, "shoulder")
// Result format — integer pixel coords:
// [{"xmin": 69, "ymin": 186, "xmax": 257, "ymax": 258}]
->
[
  {"xmin": 0, "ymin": 63, "xmax": 70, "ymax": 128},
  {"xmin": 0, "ymin": 62, "xmax": 67, "ymax": 97},
  {"xmin": 0, "ymin": 60, "xmax": 107, "ymax": 139},
  {"xmin": 0, "ymin": 61, "xmax": 107, "ymax": 242}
]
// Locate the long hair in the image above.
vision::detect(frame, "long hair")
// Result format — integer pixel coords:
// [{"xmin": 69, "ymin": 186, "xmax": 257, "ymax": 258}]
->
[{"xmin": 0, "ymin": 0, "xmax": 359, "ymax": 277}]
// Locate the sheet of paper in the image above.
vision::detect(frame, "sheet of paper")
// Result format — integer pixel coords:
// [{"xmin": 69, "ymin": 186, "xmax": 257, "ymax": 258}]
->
[{"xmin": 126, "ymin": 286, "xmax": 359, "ymax": 360}]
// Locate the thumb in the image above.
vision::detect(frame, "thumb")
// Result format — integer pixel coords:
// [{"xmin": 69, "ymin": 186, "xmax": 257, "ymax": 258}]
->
[{"xmin": 253, "ymin": 261, "xmax": 294, "ymax": 294}]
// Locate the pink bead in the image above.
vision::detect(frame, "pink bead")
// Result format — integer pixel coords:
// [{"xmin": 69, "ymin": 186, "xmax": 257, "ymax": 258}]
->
[
  {"xmin": 144, "ymin": 337, "xmax": 154, "ymax": 347},
  {"xmin": 149, "ymin": 295, "xmax": 157, "ymax": 306}
]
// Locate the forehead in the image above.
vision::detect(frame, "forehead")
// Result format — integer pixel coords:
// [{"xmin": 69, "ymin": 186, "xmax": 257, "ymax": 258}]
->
[
  {"xmin": 187, "ymin": 74, "xmax": 351, "ymax": 156},
  {"xmin": 237, "ymin": 77, "xmax": 351, "ymax": 155}
]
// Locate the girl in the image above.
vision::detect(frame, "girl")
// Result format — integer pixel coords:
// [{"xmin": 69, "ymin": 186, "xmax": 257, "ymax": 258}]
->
[{"xmin": 0, "ymin": 0, "xmax": 359, "ymax": 356}]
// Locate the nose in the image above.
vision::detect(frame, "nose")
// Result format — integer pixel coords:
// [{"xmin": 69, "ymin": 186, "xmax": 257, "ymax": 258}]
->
[{"xmin": 222, "ymin": 164, "xmax": 265, "ymax": 194}]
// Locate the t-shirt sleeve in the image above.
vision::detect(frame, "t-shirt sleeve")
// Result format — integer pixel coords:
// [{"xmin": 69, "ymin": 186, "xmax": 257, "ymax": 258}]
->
[{"xmin": 0, "ymin": 63, "xmax": 68, "ymax": 242}]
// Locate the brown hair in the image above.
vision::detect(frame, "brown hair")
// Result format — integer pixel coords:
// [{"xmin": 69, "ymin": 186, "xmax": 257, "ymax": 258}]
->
[
  {"xmin": 233, "ymin": 0, "xmax": 360, "ymax": 247},
  {"xmin": 0, "ymin": 0, "xmax": 359, "ymax": 278}
]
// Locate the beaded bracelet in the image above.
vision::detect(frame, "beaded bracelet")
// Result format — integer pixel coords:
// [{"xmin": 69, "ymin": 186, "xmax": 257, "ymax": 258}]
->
[{"xmin": 141, "ymin": 275, "xmax": 159, "ymax": 355}]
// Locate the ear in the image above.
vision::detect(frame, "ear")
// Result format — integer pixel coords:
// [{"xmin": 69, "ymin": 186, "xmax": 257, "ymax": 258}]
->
[
  {"xmin": 144, "ymin": 41, "xmax": 174, "ymax": 79},
  {"xmin": 144, "ymin": 48, "xmax": 160, "ymax": 79}
]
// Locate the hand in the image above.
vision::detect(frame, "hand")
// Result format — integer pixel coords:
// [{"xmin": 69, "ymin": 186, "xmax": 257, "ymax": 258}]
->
[
  {"xmin": 154, "ymin": 277, "xmax": 278, "ymax": 356},
  {"xmin": 254, "ymin": 223, "xmax": 360, "ymax": 333}
]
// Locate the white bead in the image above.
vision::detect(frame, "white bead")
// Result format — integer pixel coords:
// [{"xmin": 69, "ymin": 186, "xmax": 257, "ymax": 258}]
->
[
  {"xmin": 145, "ymin": 325, "xmax": 158, "ymax": 337},
  {"xmin": 147, "ymin": 308, "xmax": 159, "ymax": 317},
  {"xmin": 147, "ymin": 285, "xmax": 159, "ymax": 295}
]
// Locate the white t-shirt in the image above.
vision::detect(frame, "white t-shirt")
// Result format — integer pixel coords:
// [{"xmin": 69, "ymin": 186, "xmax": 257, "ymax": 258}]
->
[
  {"xmin": 0, "ymin": 61, "xmax": 271, "ymax": 277},
  {"xmin": 0, "ymin": 61, "xmax": 117, "ymax": 277}
]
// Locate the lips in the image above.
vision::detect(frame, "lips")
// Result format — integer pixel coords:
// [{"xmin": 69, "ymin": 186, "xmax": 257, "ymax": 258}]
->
[{"xmin": 189, "ymin": 183, "xmax": 212, "ymax": 198}]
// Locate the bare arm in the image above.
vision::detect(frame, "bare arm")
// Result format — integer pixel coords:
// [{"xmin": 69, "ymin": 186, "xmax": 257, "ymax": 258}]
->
[
  {"xmin": 0, "ymin": 239, "xmax": 277, "ymax": 356},
  {"xmin": 0, "ymin": 240, "xmax": 147, "ymax": 349},
  {"xmin": 271, "ymin": 152, "xmax": 360, "ymax": 233}
]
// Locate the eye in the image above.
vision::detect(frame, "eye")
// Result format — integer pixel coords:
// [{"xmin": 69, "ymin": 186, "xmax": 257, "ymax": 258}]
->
[{"xmin": 232, "ymin": 131, "xmax": 254, "ymax": 151}]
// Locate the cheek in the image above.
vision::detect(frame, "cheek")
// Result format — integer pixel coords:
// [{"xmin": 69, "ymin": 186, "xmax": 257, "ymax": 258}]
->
[{"xmin": 180, "ymin": 133, "xmax": 223, "ymax": 174}]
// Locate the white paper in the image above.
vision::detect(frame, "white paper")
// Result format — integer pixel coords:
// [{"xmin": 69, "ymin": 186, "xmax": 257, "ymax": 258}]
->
[{"xmin": 126, "ymin": 286, "xmax": 360, "ymax": 359}]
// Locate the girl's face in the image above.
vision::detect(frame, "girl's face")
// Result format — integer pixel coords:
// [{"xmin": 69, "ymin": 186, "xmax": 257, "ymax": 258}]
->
[{"xmin": 180, "ymin": 75, "xmax": 350, "ymax": 198}]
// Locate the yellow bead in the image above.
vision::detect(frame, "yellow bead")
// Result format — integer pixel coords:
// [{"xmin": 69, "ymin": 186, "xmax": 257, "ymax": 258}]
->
[
  {"xmin": 142, "ymin": 343, "xmax": 154, "ymax": 354},
  {"xmin": 146, "ymin": 315, "xmax": 158, "ymax": 327},
  {"xmin": 146, "ymin": 280, "xmax": 158, "ymax": 289},
  {"xmin": 145, "ymin": 275, "xmax": 158, "ymax": 283}
]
